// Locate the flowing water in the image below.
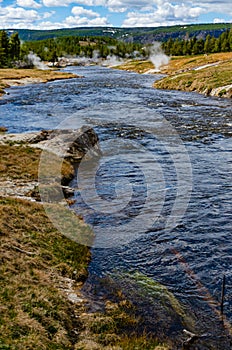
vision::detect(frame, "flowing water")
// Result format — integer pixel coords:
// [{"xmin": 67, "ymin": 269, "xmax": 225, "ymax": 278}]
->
[{"xmin": 1, "ymin": 66, "xmax": 232, "ymax": 348}]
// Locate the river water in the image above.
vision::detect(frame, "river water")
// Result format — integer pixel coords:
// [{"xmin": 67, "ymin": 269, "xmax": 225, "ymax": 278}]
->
[{"xmin": 1, "ymin": 66, "xmax": 232, "ymax": 348}]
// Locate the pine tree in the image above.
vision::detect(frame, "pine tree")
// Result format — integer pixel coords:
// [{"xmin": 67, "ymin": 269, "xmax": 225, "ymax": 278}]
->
[
  {"xmin": 0, "ymin": 30, "xmax": 9, "ymax": 66},
  {"xmin": 204, "ymin": 34, "xmax": 212, "ymax": 53},
  {"xmin": 9, "ymin": 32, "xmax": 21, "ymax": 61}
]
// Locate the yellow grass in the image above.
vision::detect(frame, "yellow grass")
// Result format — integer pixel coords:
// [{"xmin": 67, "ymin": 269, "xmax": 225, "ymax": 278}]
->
[
  {"xmin": 0, "ymin": 68, "xmax": 77, "ymax": 96},
  {"xmin": 0, "ymin": 144, "xmax": 74, "ymax": 184},
  {"xmin": 0, "ymin": 196, "xmax": 91, "ymax": 349},
  {"xmin": 115, "ymin": 60, "xmax": 154, "ymax": 74},
  {"xmin": 116, "ymin": 53, "xmax": 232, "ymax": 98},
  {"xmin": 154, "ymin": 57, "xmax": 232, "ymax": 97},
  {"xmin": 160, "ymin": 52, "xmax": 232, "ymax": 74}
]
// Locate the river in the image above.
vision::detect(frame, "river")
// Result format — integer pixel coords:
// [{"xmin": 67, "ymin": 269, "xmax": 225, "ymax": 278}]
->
[{"xmin": 1, "ymin": 66, "xmax": 232, "ymax": 348}]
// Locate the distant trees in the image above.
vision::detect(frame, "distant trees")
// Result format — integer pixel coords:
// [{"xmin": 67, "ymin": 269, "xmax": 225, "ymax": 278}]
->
[
  {"xmin": 0, "ymin": 30, "xmax": 21, "ymax": 67},
  {"xmin": 1, "ymin": 28, "xmax": 231, "ymax": 69},
  {"xmin": 21, "ymin": 35, "xmax": 145, "ymax": 61},
  {"xmin": 162, "ymin": 29, "xmax": 232, "ymax": 56}
]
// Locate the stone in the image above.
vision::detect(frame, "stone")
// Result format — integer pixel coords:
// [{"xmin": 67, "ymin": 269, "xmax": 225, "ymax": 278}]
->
[{"xmin": 30, "ymin": 126, "xmax": 102, "ymax": 163}]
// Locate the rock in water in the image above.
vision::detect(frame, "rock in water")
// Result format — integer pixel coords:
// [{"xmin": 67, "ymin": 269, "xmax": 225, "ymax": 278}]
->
[{"xmin": 30, "ymin": 126, "xmax": 101, "ymax": 162}]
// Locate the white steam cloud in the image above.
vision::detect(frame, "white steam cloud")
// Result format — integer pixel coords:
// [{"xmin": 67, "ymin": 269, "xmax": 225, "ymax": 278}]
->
[
  {"xmin": 60, "ymin": 50, "xmax": 125, "ymax": 67},
  {"xmin": 102, "ymin": 55, "xmax": 124, "ymax": 67},
  {"xmin": 148, "ymin": 42, "xmax": 169, "ymax": 72},
  {"xmin": 27, "ymin": 52, "xmax": 48, "ymax": 70}
]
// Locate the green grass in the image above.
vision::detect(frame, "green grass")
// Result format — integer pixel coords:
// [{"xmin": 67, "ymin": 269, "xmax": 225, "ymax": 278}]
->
[
  {"xmin": 0, "ymin": 196, "xmax": 91, "ymax": 349},
  {"xmin": 154, "ymin": 60, "xmax": 232, "ymax": 97}
]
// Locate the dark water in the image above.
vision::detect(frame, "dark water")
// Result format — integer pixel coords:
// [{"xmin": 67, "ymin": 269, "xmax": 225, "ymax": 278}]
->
[{"xmin": 1, "ymin": 66, "xmax": 232, "ymax": 348}]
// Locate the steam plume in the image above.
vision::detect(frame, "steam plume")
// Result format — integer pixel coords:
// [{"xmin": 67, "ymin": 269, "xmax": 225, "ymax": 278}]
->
[{"xmin": 148, "ymin": 42, "xmax": 169, "ymax": 72}]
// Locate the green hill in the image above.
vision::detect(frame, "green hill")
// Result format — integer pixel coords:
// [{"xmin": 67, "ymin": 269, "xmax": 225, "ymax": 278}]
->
[{"xmin": 6, "ymin": 23, "xmax": 232, "ymax": 43}]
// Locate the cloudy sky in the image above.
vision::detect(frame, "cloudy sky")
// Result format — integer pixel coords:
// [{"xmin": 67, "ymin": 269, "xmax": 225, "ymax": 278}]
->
[{"xmin": 0, "ymin": 0, "xmax": 232, "ymax": 30}]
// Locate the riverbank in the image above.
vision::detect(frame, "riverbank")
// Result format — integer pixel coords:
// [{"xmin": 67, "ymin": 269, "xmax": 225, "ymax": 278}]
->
[
  {"xmin": 116, "ymin": 52, "xmax": 232, "ymax": 98},
  {"xmin": 0, "ymin": 134, "xmax": 92, "ymax": 349},
  {"xmin": 0, "ymin": 130, "xmax": 170, "ymax": 349},
  {"xmin": 0, "ymin": 68, "xmax": 78, "ymax": 97}
]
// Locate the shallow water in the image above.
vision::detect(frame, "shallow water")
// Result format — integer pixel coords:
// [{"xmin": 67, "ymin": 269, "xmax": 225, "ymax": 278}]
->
[{"xmin": 1, "ymin": 66, "xmax": 232, "ymax": 348}]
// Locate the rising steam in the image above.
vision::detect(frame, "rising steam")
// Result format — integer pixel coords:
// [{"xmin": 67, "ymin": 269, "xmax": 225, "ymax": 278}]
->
[
  {"xmin": 27, "ymin": 52, "xmax": 48, "ymax": 70},
  {"xmin": 148, "ymin": 42, "xmax": 169, "ymax": 72}
]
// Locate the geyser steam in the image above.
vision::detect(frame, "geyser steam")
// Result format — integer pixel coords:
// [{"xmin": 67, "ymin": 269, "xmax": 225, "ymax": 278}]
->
[
  {"xmin": 148, "ymin": 42, "xmax": 169, "ymax": 72},
  {"xmin": 27, "ymin": 52, "xmax": 48, "ymax": 70}
]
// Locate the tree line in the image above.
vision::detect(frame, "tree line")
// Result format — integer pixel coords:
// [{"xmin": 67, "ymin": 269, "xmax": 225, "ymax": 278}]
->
[
  {"xmin": 0, "ymin": 30, "xmax": 145, "ymax": 67},
  {"xmin": 0, "ymin": 31, "xmax": 20, "ymax": 67},
  {"xmin": 162, "ymin": 29, "xmax": 232, "ymax": 56},
  {"xmin": 20, "ymin": 35, "xmax": 145, "ymax": 62},
  {"xmin": 1, "ymin": 28, "xmax": 232, "ymax": 68}
]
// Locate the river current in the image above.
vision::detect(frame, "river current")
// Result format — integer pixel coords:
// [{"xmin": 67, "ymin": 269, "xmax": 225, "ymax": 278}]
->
[{"xmin": 1, "ymin": 66, "xmax": 232, "ymax": 348}]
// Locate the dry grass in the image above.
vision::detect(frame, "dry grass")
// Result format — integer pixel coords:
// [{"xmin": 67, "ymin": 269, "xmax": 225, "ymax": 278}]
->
[
  {"xmin": 154, "ymin": 59, "xmax": 232, "ymax": 97},
  {"xmin": 0, "ymin": 144, "xmax": 74, "ymax": 184},
  {"xmin": 115, "ymin": 60, "xmax": 154, "ymax": 74},
  {"xmin": 159, "ymin": 52, "xmax": 232, "ymax": 74},
  {"xmin": 74, "ymin": 299, "xmax": 170, "ymax": 350},
  {"xmin": 116, "ymin": 53, "xmax": 232, "ymax": 98},
  {"xmin": 116, "ymin": 52, "xmax": 232, "ymax": 75},
  {"xmin": 0, "ymin": 196, "xmax": 91, "ymax": 349},
  {"xmin": 0, "ymin": 68, "xmax": 77, "ymax": 96},
  {"xmin": 0, "ymin": 141, "xmax": 93, "ymax": 349}
]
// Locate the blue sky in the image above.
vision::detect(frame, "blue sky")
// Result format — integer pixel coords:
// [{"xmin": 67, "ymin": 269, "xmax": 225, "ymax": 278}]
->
[{"xmin": 0, "ymin": 0, "xmax": 232, "ymax": 29}]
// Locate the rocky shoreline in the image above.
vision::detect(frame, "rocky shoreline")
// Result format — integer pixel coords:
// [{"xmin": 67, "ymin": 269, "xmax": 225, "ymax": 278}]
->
[{"xmin": 0, "ymin": 127, "xmax": 101, "ymax": 200}]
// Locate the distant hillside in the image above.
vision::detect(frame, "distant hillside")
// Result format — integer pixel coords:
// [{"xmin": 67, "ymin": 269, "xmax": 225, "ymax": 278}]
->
[{"xmin": 7, "ymin": 23, "xmax": 232, "ymax": 43}]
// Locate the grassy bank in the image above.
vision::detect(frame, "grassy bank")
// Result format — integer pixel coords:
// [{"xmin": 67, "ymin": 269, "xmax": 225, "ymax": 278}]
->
[
  {"xmin": 0, "ymin": 196, "xmax": 91, "ymax": 349},
  {"xmin": 115, "ymin": 60, "xmax": 154, "ymax": 74},
  {"xmin": 0, "ymin": 68, "xmax": 78, "ymax": 96},
  {"xmin": 0, "ymin": 143, "xmax": 90, "ymax": 348},
  {"xmin": 116, "ymin": 52, "xmax": 232, "ymax": 98},
  {"xmin": 0, "ymin": 144, "xmax": 73, "ymax": 183},
  {"xmin": 154, "ymin": 53, "xmax": 232, "ymax": 98},
  {"xmin": 0, "ymin": 142, "xmax": 170, "ymax": 349}
]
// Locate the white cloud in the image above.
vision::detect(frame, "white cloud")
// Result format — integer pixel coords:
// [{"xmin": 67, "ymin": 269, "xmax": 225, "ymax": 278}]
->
[
  {"xmin": 107, "ymin": 0, "xmax": 154, "ymax": 12},
  {"xmin": 37, "ymin": 13, "xmax": 109, "ymax": 28},
  {"xmin": 64, "ymin": 15, "xmax": 108, "ymax": 26},
  {"xmin": 16, "ymin": 0, "xmax": 41, "ymax": 9},
  {"xmin": 42, "ymin": 0, "xmax": 105, "ymax": 7},
  {"xmin": 64, "ymin": 6, "xmax": 109, "ymax": 27},
  {"xmin": 71, "ymin": 6, "xmax": 100, "ymax": 18},
  {"xmin": 43, "ymin": 10, "xmax": 54, "ymax": 18},
  {"xmin": 0, "ymin": 6, "xmax": 40, "ymax": 27},
  {"xmin": 0, "ymin": 2, "xmax": 109, "ymax": 29},
  {"xmin": 213, "ymin": 17, "xmax": 232, "ymax": 23},
  {"xmin": 213, "ymin": 17, "xmax": 226, "ymax": 23},
  {"xmin": 0, "ymin": 0, "xmax": 232, "ymax": 30},
  {"xmin": 122, "ymin": 2, "xmax": 209, "ymax": 27}
]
